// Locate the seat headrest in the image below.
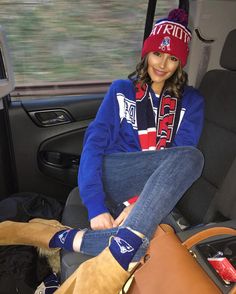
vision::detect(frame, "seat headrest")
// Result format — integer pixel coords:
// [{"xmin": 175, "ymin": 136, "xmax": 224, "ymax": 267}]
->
[{"xmin": 220, "ymin": 29, "xmax": 236, "ymax": 71}]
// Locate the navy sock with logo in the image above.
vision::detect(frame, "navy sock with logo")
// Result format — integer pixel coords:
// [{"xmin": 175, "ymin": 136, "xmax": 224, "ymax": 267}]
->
[
  {"xmin": 109, "ymin": 228, "xmax": 143, "ymax": 270},
  {"xmin": 49, "ymin": 229, "xmax": 79, "ymax": 251}
]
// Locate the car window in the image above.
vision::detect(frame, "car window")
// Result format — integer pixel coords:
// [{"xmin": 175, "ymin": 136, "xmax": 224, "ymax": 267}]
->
[{"xmin": 0, "ymin": 0, "xmax": 178, "ymax": 88}]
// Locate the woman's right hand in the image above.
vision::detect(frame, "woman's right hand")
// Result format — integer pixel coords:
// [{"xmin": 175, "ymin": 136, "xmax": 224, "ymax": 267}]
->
[{"xmin": 90, "ymin": 213, "xmax": 115, "ymax": 230}]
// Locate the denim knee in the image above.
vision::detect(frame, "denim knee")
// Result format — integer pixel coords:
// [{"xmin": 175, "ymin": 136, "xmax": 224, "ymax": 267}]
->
[{"xmin": 180, "ymin": 146, "xmax": 204, "ymax": 176}]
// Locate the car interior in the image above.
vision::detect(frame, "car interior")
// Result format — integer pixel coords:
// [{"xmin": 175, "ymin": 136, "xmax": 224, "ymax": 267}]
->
[{"xmin": 0, "ymin": 0, "xmax": 235, "ymax": 293}]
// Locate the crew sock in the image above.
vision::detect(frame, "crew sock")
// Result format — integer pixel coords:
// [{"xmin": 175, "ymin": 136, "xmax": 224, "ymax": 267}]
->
[
  {"xmin": 109, "ymin": 227, "xmax": 143, "ymax": 270},
  {"xmin": 49, "ymin": 229, "xmax": 79, "ymax": 251}
]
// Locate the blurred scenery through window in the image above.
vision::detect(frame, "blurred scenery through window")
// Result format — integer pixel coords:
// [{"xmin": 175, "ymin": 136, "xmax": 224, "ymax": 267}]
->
[{"xmin": 0, "ymin": 0, "xmax": 178, "ymax": 86}]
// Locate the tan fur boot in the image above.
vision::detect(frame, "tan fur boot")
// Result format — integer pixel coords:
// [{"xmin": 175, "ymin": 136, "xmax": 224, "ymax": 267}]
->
[
  {"xmin": 55, "ymin": 247, "xmax": 130, "ymax": 294},
  {"xmin": 38, "ymin": 247, "xmax": 61, "ymax": 273},
  {"xmin": 0, "ymin": 218, "xmax": 70, "ymax": 249}
]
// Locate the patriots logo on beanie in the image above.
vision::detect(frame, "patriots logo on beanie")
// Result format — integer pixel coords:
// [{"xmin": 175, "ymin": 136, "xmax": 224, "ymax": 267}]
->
[
  {"xmin": 159, "ymin": 36, "xmax": 171, "ymax": 51},
  {"xmin": 142, "ymin": 8, "xmax": 192, "ymax": 67}
]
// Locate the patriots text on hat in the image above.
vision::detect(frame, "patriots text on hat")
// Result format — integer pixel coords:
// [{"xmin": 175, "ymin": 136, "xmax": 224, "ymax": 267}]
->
[{"xmin": 150, "ymin": 21, "xmax": 191, "ymax": 44}]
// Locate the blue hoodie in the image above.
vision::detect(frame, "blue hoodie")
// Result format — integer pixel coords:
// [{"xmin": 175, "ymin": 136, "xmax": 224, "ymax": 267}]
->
[{"xmin": 78, "ymin": 79, "xmax": 204, "ymax": 220}]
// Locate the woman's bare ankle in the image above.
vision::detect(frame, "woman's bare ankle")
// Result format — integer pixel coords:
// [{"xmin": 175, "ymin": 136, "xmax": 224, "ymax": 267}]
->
[{"xmin": 72, "ymin": 230, "xmax": 86, "ymax": 252}]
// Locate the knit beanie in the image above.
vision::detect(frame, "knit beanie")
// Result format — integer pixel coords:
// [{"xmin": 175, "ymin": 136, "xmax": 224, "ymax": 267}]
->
[{"xmin": 141, "ymin": 9, "xmax": 192, "ymax": 67}]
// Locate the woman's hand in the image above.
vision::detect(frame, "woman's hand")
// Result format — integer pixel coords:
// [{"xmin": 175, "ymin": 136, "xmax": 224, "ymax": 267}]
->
[
  {"xmin": 113, "ymin": 203, "xmax": 135, "ymax": 227},
  {"xmin": 90, "ymin": 213, "xmax": 115, "ymax": 230}
]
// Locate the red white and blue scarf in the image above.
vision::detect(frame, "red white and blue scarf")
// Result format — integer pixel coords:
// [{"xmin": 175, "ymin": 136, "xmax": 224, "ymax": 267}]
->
[{"xmin": 136, "ymin": 82, "xmax": 181, "ymax": 150}]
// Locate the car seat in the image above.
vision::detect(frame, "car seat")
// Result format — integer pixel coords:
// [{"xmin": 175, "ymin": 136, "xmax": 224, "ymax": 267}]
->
[{"xmin": 177, "ymin": 29, "xmax": 236, "ymax": 226}]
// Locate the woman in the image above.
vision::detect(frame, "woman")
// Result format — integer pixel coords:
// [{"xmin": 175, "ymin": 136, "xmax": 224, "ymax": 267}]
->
[{"xmin": 0, "ymin": 9, "xmax": 204, "ymax": 294}]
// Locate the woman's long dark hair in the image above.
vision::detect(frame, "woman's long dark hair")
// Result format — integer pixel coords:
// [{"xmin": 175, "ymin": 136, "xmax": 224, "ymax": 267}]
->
[{"xmin": 128, "ymin": 55, "xmax": 188, "ymax": 98}]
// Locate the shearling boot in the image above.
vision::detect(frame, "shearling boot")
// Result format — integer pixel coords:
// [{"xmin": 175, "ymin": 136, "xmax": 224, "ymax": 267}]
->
[
  {"xmin": 0, "ymin": 218, "xmax": 70, "ymax": 249},
  {"xmin": 55, "ymin": 247, "xmax": 130, "ymax": 294}
]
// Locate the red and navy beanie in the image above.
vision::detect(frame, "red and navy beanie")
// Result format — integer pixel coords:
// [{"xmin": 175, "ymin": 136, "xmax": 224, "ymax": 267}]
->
[{"xmin": 141, "ymin": 9, "xmax": 192, "ymax": 67}]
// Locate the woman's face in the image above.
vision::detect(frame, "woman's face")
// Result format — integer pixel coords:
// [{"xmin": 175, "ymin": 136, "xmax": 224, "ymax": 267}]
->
[{"xmin": 147, "ymin": 51, "xmax": 179, "ymax": 94}]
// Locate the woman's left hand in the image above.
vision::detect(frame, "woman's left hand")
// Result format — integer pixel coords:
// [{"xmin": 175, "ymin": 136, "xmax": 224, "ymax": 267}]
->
[{"xmin": 113, "ymin": 203, "xmax": 135, "ymax": 227}]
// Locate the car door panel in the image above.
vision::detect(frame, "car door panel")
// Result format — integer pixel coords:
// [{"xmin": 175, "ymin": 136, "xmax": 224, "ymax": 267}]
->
[
  {"xmin": 38, "ymin": 128, "xmax": 87, "ymax": 187},
  {"xmin": 7, "ymin": 93, "xmax": 104, "ymax": 202}
]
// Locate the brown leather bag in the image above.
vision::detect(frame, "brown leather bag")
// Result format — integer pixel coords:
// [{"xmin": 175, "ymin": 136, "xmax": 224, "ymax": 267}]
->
[{"xmin": 123, "ymin": 224, "xmax": 236, "ymax": 294}]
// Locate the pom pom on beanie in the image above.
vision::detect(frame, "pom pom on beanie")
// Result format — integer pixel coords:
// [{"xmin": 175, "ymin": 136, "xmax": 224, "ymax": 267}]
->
[{"xmin": 167, "ymin": 8, "xmax": 188, "ymax": 27}]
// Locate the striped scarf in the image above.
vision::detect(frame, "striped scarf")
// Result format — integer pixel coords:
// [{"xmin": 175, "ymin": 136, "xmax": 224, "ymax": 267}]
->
[{"xmin": 136, "ymin": 82, "xmax": 181, "ymax": 150}]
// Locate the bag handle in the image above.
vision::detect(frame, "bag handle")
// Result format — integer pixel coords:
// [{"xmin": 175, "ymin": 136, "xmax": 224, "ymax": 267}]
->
[{"xmin": 183, "ymin": 227, "xmax": 236, "ymax": 249}]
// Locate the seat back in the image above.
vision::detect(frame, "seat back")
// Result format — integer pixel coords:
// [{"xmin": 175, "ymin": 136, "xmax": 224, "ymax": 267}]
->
[{"xmin": 178, "ymin": 29, "xmax": 236, "ymax": 225}]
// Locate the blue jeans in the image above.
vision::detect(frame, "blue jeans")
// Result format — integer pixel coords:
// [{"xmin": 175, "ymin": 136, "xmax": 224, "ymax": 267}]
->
[{"xmin": 80, "ymin": 146, "xmax": 204, "ymax": 261}]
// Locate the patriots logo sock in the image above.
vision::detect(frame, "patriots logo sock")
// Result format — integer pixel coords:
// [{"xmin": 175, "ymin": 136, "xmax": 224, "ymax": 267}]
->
[
  {"xmin": 49, "ymin": 228, "xmax": 79, "ymax": 251},
  {"xmin": 109, "ymin": 228, "xmax": 143, "ymax": 270}
]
